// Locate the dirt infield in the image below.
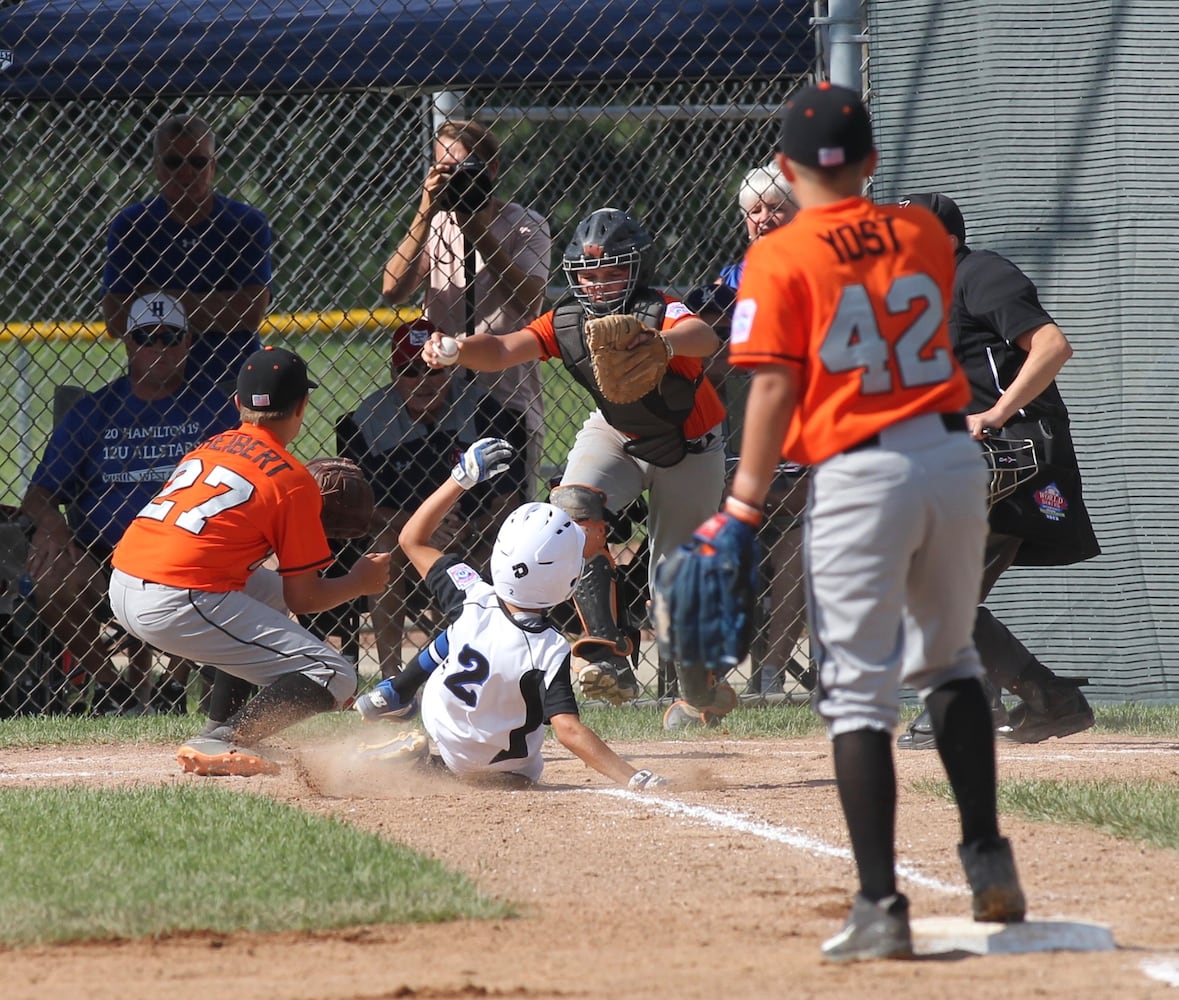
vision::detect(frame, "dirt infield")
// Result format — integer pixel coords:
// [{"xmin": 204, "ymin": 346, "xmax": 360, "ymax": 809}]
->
[{"xmin": 3, "ymin": 730, "xmax": 1179, "ymax": 999}]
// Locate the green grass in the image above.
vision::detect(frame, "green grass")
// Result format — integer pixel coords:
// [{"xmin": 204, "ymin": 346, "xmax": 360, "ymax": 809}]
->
[
  {"xmin": 0, "ymin": 712, "xmax": 200, "ymax": 749},
  {"xmin": 3, "ymin": 701, "xmax": 1178, "ymax": 751},
  {"xmin": 0, "ymin": 784, "xmax": 510, "ymax": 945},
  {"xmin": 578, "ymin": 701, "xmax": 829, "ymax": 740},
  {"xmin": 916, "ymin": 777, "xmax": 1179, "ymax": 853}
]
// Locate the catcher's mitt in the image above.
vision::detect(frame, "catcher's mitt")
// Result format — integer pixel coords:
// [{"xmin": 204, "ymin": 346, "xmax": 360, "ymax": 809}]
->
[
  {"xmin": 305, "ymin": 456, "xmax": 375, "ymax": 539},
  {"xmin": 980, "ymin": 433, "xmax": 1039, "ymax": 508},
  {"xmin": 584, "ymin": 313, "xmax": 671, "ymax": 404}
]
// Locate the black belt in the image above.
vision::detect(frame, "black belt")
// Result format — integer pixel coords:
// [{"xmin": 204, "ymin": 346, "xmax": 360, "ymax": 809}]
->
[
  {"xmin": 685, "ymin": 431, "xmax": 718, "ymax": 454},
  {"xmin": 844, "ymin": 412, "xmax": 968, "ymax": 453}
]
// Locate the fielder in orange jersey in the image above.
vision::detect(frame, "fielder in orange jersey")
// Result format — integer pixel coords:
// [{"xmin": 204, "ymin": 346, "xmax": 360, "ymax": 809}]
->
[
  {"xmin": 657, "ymin": 83, "xmax": 1026, "ymax": 962},
  {"xmin": 109, "ymin": 346, "xmax": 391, "ymax": 777}
]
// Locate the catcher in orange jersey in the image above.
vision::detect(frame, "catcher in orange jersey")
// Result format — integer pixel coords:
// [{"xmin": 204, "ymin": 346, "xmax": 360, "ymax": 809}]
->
[
  {"xmin": 420, "ymin": 208, "xmax": 726, "ymax": 719},
  {"xmin": 109, "ymin": 346, "xmax": 390, "ymax": 777},
  {"xmin": 658, "ymin": 83, "xmax": 1026, "ymax": 961}
]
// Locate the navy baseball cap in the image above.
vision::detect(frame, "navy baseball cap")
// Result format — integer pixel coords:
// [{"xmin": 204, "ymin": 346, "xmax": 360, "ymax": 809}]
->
[
  {"xmin": 898, "ymin": 192, "xmax": 967, "ymax": 243},
  {"xmin": 780, "ymin": 82, "xmax": 874, "ymax": 169},
  {"xmin": 237, "ymin": 346, "xmax": 318, "ymax": 412},
  {"xmin": 683, "ymin": 283, "xmax": 737, "ymax": 318}
]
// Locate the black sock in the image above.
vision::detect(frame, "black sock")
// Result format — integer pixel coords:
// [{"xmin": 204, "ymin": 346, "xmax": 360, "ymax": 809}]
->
[
  {"xmin": 926, "ymin": 677, "xmax": 1000, "ymax": 844},
  {"xmin": 205, "ymin": 670, "xmax": 256, "ymax": 725},
  {"xmin": 228, "ymin": 672, "xmax": 336, "ymax": 744},
  {"xmin": 832, "ymin": 729, "xmax": 897, "ymax": 901}
]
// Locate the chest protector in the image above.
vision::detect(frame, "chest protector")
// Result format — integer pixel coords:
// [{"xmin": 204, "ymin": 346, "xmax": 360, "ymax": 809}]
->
[{"xmin": 553, "ymin": 290, "xmax": 700, "ymax": 466}]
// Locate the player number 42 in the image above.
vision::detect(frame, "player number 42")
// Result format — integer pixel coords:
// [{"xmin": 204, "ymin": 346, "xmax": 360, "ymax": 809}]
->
[
  {"xmin": 136, "ymin": 457, "xmax": 256, "ymax": 534},
  {"xmin": 819, "ymin": 274, "xmax": 953, "ymax": 393}
]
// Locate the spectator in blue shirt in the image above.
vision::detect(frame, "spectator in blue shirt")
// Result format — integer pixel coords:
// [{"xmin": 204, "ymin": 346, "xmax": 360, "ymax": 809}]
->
[
  {"xmin": 21, "ymin": 292, "xmax": 238, "ymax": 714},
  {"xmin": 101, "ymin": 114, "xmax": 273, "ymax": 397}
]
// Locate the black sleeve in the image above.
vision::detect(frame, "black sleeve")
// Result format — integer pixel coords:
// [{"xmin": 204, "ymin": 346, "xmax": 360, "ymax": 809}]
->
[
  {"xmin": 421, "ymin": 552, "xmax": 478, "ymax": 623},
  {"xmin": 336, "ymin": 414, "xmax": 360, "ymax": 464},
  {"xmin": 542, "ymin": 654, "xmax": 580, "ymax": 723},
  {"xmin": 474, "ymin": 398, "xmax": 529, "ymax": 498},
  {"xmin": 959, "ymin": 251, "xmax": 1055, "ymax": 344},
  {"xmin": 391, "ymin": 658, "xmax": 431, "ymax": 702}
]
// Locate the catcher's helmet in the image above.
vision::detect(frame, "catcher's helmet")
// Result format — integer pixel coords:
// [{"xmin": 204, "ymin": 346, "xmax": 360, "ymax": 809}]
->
[
  {"xmin": 563, "ymin": 208, "xmax": 657, "ymax": 317},
  {"xmin": 490, "ymin": 502, "xmax": 586, "ymax": 609}
]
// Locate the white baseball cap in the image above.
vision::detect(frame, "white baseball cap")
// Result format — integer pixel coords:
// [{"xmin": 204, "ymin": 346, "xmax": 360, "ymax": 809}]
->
[{"xmin": 126, "ymin": 292, "xmax": 187, "ymax": 334}]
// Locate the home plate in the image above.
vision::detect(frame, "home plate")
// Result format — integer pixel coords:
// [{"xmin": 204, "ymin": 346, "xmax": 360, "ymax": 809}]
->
[{"xmin": 913, "ymin": 917, "xmax": 1115, "ymax": 956}]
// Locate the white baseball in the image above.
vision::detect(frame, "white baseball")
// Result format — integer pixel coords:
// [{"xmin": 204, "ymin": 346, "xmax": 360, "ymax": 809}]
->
[{"xmin": 436, "ymin": 335, "xmax": 460, "ymax": 366}]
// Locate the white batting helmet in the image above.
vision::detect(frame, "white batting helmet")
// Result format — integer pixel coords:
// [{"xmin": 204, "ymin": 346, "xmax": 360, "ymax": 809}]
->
[{"xmin": 490, "ymin": 502, "xmax": 586, "ymax": 609}]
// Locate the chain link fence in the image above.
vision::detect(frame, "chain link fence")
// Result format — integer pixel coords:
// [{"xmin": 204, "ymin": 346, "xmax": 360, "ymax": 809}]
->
[{"xmin": 0, "ymin": 0, "xmax": 821, "ymax": 716}]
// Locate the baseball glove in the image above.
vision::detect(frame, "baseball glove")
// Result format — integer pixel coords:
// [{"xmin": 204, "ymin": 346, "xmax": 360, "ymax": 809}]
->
[
  {"xmin": 584, "ymin": 313, "xmax": 671, "ymax": 404},
  {"xmin": 652, "ymin": 511, "xmax": 760, "ymax": 707},
  {"xmin": 305, "ymin": 456, "xmax": 375, "ymax": 539}
]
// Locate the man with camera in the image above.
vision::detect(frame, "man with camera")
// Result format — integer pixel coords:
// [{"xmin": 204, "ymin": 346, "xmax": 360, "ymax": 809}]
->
[{"xmin": 381, "ymin": 120, "xmax": 550, "ymax": 501}]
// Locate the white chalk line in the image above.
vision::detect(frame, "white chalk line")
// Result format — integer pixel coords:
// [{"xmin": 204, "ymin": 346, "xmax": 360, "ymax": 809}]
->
[
  {"xmin": 1002, "ymin": 748, "xmax": 1179, "ymax": 761},
  {"xmin": 587, "ymin": 787, "xmax": 964, "ymax": 896},
  {"xmin": 0, "ymin": 769, "xmax": 144, "ymax": 781}
]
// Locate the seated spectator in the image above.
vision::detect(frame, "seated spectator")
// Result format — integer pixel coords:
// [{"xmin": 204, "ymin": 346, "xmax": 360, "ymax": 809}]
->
[
  {"xmin": 337, "ymin": 318, "xmax": 525, "ymax": 678},
  {"xmin": 20, "ymin": 292, "xmax": 238, "ymax": 714}
]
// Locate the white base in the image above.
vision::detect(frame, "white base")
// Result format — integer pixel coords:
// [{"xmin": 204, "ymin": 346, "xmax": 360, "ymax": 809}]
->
[{"xmin": 912, "ymin": 916, "xmax": 1116, "ymax": 956}]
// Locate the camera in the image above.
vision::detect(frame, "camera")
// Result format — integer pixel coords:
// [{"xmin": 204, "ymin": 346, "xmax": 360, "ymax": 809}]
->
[{"xmin": 436, "ymin": 156, "xmax": 494, "ymax": 214}]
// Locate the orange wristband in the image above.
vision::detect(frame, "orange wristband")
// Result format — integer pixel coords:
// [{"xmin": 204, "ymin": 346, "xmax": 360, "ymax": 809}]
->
[{"xmin": 723, "ymin": 496, "xmax": 763, "ymax": 526}]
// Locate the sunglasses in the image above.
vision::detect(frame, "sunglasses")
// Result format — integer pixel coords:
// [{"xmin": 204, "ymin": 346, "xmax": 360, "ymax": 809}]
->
[
  {"xmin": 397, "ymin": 362, "xmax": 445, "ymax": 378},
  {"xmin": 130, "ymin": 326, "xmax": 186, "ymax": 347},
  {"xmin": 160, "ymin": 154, "xmax": 211, "ymax": 171}
]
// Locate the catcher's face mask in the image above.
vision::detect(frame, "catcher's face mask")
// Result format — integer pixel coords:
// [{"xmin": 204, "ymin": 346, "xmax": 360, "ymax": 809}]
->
[
  {"xmin": 565, "ymin": 255, "xmax": 640, "ymax": 317},
  {"xmin": 569, "ymin": 262, "xmax": 635, "ymax": 316}
]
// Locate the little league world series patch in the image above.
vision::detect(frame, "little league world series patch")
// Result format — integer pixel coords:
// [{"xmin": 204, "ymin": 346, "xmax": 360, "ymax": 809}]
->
[{"xmin": 1034, "ymin": 482, "xmax": 1068, "ymax": 522}]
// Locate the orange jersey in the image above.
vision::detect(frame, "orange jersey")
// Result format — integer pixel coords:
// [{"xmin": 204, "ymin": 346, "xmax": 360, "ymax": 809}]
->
[
  {"xmin": 527, "ymin": 295, "xmax": 726, "ymax": 439},
  {"xmin": 112, "ymin": 423, "xmax": 332, "ymax": 591},
  {"xmin": 729, "ymin": 198, "xmax": 970, "ymax": 465}
]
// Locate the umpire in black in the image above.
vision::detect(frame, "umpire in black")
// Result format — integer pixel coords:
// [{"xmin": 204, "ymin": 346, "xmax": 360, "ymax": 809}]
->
[{"xmin": 897, "ymin": 193, "xmax": 1099, "ymax": 748}]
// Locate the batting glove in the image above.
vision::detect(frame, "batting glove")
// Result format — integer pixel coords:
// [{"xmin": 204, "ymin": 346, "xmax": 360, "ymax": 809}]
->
[
  {"xmin": 354, "ymin": 680, "xmax": 419, "ymax": 723},
  {"xmin": 628, "ymin": 769, "xmax": 669, "ymax": 791},
  {"xmin": 451, "ymin": 437, "xmax": 514, "ymax": 490}
]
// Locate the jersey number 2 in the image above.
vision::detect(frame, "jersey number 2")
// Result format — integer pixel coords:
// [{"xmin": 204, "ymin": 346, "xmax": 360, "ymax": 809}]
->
[
  {"xmin": 446, "ymin": 644, "xmax": 544, "ymax": 763},
  {"xmin": 819, "ymin": 274, "xmax": 952, "ymax": 393},
  {"xmin": 137, "ymin": 458, "xmax": 256, "ymax": 534}
]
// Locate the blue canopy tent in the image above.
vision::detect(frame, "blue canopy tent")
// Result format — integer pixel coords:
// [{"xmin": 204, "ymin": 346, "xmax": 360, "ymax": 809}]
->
[{"xmin": 0, "ymin": 0, "xmax": 812, "ymax": 100}]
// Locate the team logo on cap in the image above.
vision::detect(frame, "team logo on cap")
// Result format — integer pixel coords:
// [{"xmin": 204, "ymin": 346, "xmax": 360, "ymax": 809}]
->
[{"xmin": 405, "ymin": 318, "xmax": 436, "ymax": 349}]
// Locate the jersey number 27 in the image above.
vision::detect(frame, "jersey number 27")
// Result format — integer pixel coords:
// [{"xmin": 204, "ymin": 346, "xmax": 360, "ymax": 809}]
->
[{"xmin": 136, "ymin": 458, "xmax": 256, "ymax": 534}]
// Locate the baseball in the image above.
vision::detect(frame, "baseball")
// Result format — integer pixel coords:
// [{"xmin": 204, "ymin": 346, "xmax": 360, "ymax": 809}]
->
[{"xmin": 436, "ymin": 335, "xmax": 460, "ymax": 365}]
